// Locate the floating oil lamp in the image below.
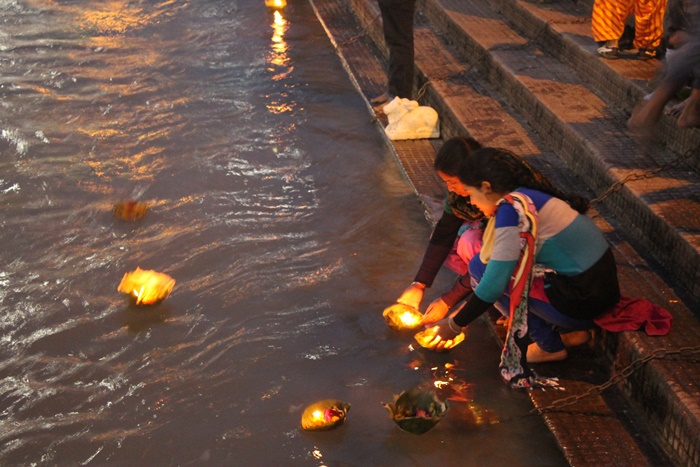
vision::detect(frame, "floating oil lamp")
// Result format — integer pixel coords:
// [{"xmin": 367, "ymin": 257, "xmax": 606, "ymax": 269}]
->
[
  {"xmin": 382, "ymin": 388, "xmax": 449, "ymax": 434},
  {"xmin": 113, "ymin": 199, "xmax": 149, "ymax": 221},
  {"xmin": 117, "ymin": 267, "xmax": 175, "ymax": 306},
  {"xmin": 300, "ymin": 399, "xmax": 351, "ymax": 431},
  {"xmin": 264, "ymin": 0, "xmax": 286, "ymax": 8},
  {"xmin": 382, "ymin": 303, "xmax": 423, "ymax": 331},
  {"xmin": 414, "ymin": 326, "xmax": 466, "ymax": 349}
]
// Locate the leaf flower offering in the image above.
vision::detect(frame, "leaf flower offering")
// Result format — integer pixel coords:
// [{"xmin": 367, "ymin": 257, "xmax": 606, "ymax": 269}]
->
[
  {"xmin": 300, "ymin": 399, "xmax": 351, "ymax": 431},
  {"xmin": 414, "ymin": 325, "xmax": 466, "ymax": 349},
  {"xmin": 118, "ymin": 267, "xmax": 176, "ymax": 306},
  {"xmin": 113, "ymin": 199, "xmax": 149, "ymax": 221},
  {"xmin": 383, "ymin": 388, "xmax": 449, "ymax": 434},
  {"xmin": 382, "ymin": 303, "xmax": 423, "ymax": 330}
]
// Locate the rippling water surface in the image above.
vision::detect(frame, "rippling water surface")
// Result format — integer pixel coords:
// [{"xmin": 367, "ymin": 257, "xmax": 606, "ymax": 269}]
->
[{"xmin": 0, "ymin": 0, "xmax": 566, "ymax": 465}]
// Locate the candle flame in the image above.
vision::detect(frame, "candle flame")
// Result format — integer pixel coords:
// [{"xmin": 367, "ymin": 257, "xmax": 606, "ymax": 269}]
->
[
  {"xmin": 383, "ymin": 303, "xmax": 423, "ymax": 330},
  {"xmin": 399, "ymin": 311, "xmax": 420, "ymax": 327},
  {"xmin": 264, "ymin": 0, "xmax": 287, "ymax": 8},
  {"xmin": 118, "ymin": 267, "xmax": 175, "ymax": 305}
]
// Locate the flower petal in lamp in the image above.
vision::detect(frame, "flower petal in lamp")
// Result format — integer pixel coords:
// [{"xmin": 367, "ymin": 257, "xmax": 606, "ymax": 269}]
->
[
  {"xmin": 118, "ymin": 267, "xmax": 175, "ymax": 306},
  {"xmin": 300, "ymin": 399, "xmax": 351, "ymax": 431},
  {"xmin": 382, "ymin": 303, "xmax": 423, "ymax": 331}
]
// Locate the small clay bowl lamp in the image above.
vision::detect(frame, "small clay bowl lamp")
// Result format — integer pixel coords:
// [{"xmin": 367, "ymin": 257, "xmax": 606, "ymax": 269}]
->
[
  {"xmin": 383, "ymin": 388, "xmax": 449, "ymax": 434},
  {"xmin": 300, "ymin": 399, "xmax": 351, "ymax": 431},
  {"xmin": 113, "ymin": 199, "xmax": 149, "ymax": 221},
  {"xmin": 118, "ymin": 267, "xmax": 175, "ymax": 306},
  {"xmin": 382, "ymin": 303, "xmax": 423, "ymax": 331},
  {"xmin": 414, "ymin": 326, "xmax": 466, "ymax": 349}
]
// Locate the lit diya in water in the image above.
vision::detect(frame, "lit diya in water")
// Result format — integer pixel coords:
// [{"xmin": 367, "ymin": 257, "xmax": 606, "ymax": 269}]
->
[
  {"xmin": 264, "ymin": 0, "xmax": 286, "ymax": 8},
  {"xmin": 113, "ymin": 199, "xmax": 149, "ymax": 221},
  {"xmin": 118, "ymin": 267, "xmax": 175, "ymax": 306},
  {"xmin": 382, "ymin": 303, "xmax": 423, "ymax": 330},
  {"xmin": 383, "ymin": 388, "xmax": 449, "ymax": 434},
  {"xmin": 414, "ymin": 325, "xmax": 466, "ymax": 349},
  {"xmin": 300, "ymin": 399, "xmax": 351, "ymax": 431}
]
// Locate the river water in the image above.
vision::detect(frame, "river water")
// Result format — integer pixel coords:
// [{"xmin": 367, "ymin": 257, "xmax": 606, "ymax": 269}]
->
[{"xmin": 0, "ymin": 0, "xmax": 566, "ymax": 465}]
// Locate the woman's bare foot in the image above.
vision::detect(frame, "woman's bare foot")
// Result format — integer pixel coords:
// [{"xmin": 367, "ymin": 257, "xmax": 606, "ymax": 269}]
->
[
  {"xmin": 496, "ymin": 315, "xmax": 510, "ymax": 327},
  {"xmin": 677, "ymin": 89, "xmax": 700, "ymax": 127},
  {"xmin": 526, "ymin": 343, "xmax": 567, "ymax": 363},
  {"xmin": 560, "ymin": 330, "xmax": 591, "ymax": 347},
  {"xmin": 665, "ymin": 99, "xmax": 687, "ymax": 118}
]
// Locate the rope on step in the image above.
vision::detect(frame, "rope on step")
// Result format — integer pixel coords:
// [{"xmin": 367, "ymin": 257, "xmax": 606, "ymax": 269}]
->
[
  {"xmin": 530, "ymin": 344, "xmax": 700, "ymax": 415},
  {"xmin": 415, "ymin": 80, "xmax": 431, "ymax": 101},
  {"xmin": 591, "ymin": 140, "xmax": 700, "ymax": 205},
  {"xmin": 335, "ymin": 13, "xmax": 381, "ymax": 48}
]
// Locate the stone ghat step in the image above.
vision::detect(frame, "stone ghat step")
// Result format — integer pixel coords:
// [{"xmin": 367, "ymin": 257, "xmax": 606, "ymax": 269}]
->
[
  {"xmin": 309, "ymin": 0, "xmax": 700, "ymax": 464},
  {"xmin": 418, "ymin": 0, "xmax": 700, "ymax": 303},
  {"xmin": 484, "ymin": 0, "xmax": 700, "ymax": 170}
]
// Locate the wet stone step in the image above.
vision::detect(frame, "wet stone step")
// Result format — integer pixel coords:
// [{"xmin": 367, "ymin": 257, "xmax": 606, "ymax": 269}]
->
[{"xmin": 483, "ymin": 0, "xmax": 700, "ymax": 168}]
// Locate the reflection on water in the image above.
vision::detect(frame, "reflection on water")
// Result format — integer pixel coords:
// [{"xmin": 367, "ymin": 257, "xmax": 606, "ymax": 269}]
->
[{"xmin": 0, "ymin": 0, "xmax": 566, "ymax": 465}]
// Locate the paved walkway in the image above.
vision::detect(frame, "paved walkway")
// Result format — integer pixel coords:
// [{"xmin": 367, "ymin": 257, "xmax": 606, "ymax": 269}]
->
[{"xmin": 310, "ymin": 0, "xmax": 700, "ymax": 464}]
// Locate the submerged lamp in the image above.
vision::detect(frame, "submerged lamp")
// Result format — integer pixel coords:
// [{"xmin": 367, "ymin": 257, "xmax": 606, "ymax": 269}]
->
[
  {"xmin": 383, "ymin": 388, "xmax": 449, "ymax": 434},
  {"xmin": 118, "ymin": 267, "xmax": 175, "ymax": 306}
]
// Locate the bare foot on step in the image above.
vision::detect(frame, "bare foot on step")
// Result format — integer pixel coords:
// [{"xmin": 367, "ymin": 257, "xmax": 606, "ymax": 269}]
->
[
  {"xmin": 560, "ymin": 330, "xmax": 591, "ymax": 348},
  {"xmin": 526, "ymin": 343, "xmax": 567, "ymax": 363},
  {"xmin": 677, "ymin": 89, "xmax": 700, "ymax": 127}
]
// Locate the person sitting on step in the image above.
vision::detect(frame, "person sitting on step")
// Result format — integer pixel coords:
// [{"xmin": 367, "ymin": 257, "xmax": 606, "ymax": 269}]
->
[
  {"xmin": 419, "ymin": 144, "xmax": 620, "ymax": 365},
  {"xmin": 398, "ymin": 138, "xmax": 599, "ymax": 363}
]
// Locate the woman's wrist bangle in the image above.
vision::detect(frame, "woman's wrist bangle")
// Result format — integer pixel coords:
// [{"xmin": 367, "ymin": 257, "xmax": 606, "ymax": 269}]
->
[
  {"xmin": 411, "ymin": 281, "xmax": 426, "ymax": 290},
  {"xmin": 448, "ymin": 318, "xmax": 462, "ymax": 333}
]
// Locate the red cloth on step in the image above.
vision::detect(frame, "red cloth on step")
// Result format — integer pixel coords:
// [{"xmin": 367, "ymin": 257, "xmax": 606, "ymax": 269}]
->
[{"xmin": 593, "ymin": 296, "xmax": 673, "ymax": 335}]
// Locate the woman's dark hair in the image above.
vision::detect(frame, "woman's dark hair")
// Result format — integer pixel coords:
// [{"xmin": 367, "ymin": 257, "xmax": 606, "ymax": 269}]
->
[
  {"xmin": 434, "ymin": 137, "xmax": 482, "ymax": 176},
  {"xmin": 439, "ymin": 141, "xmax": 589, "ymax": 214}
]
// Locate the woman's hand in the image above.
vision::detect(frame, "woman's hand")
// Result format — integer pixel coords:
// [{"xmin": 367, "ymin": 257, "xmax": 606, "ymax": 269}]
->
[
  {"xmin": 423, "ymin": 318, "xmax": 463, "ymax": 351},
  {"xmin": 420, "ymin": 298, "xmax": 450, "ymax": 325},
  {"xmin": 396, "ymin": 282, "xmax": 425, "ymax": 310}
]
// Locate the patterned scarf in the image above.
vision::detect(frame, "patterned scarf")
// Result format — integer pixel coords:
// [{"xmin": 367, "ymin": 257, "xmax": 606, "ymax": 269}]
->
[
  {"xmin": 482, "ymin": 193, "xmax": 542, "ymax": 389},
  {"xmin": 447, "ymin": 191, "xmax": 485, "ymax": 221}
]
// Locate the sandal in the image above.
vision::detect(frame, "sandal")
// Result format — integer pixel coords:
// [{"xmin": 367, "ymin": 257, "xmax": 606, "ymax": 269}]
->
[{"xmin": 597, "ymin": 44, "xmax": 620, "ymax": 59}]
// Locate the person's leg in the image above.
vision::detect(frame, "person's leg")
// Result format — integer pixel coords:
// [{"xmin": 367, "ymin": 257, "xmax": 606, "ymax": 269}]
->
[
  {"xmin": 527, "ymin": 297, "xmax": 595, "ymax": 332},
  {"xmin": 526, "ymin": 312, "xmax": 565, "ymax": 353},
  {"xmin": 378, "ymin": 0, "xmax": 416, "ymax": 99},
  {"xmin": 633, "ymin": 0, "xmax": 666, "ymax": 57},
  {"xmin": 677, "ymin": 70, "xmax": 700, "ymax": 127},
  {"xmin": 468, "ymin": 255, "xmax": 569, "ymax": 361},
  {"xmin": 444, "ymin": 224, "xmax": 484, "ymax": 275},
  {"xmin": 455, "ymin": 225, "xmax": 484, "ymax": 264},
  {"xmin": 592, "ymin": 0, "xmax": 633, "ymax": 57},
  {"xmin": 677, "ymin": 87, "xmax": 700, "ymax": 126},
  {"xmin": 628, "ymin": 78, "xmax": 680, "ymax": 131}
]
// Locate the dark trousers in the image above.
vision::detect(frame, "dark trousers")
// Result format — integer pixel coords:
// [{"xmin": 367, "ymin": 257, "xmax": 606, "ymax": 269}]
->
[{"xmin": 378, "ymin": 0, "xmax": 416, "ymax": 99}]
